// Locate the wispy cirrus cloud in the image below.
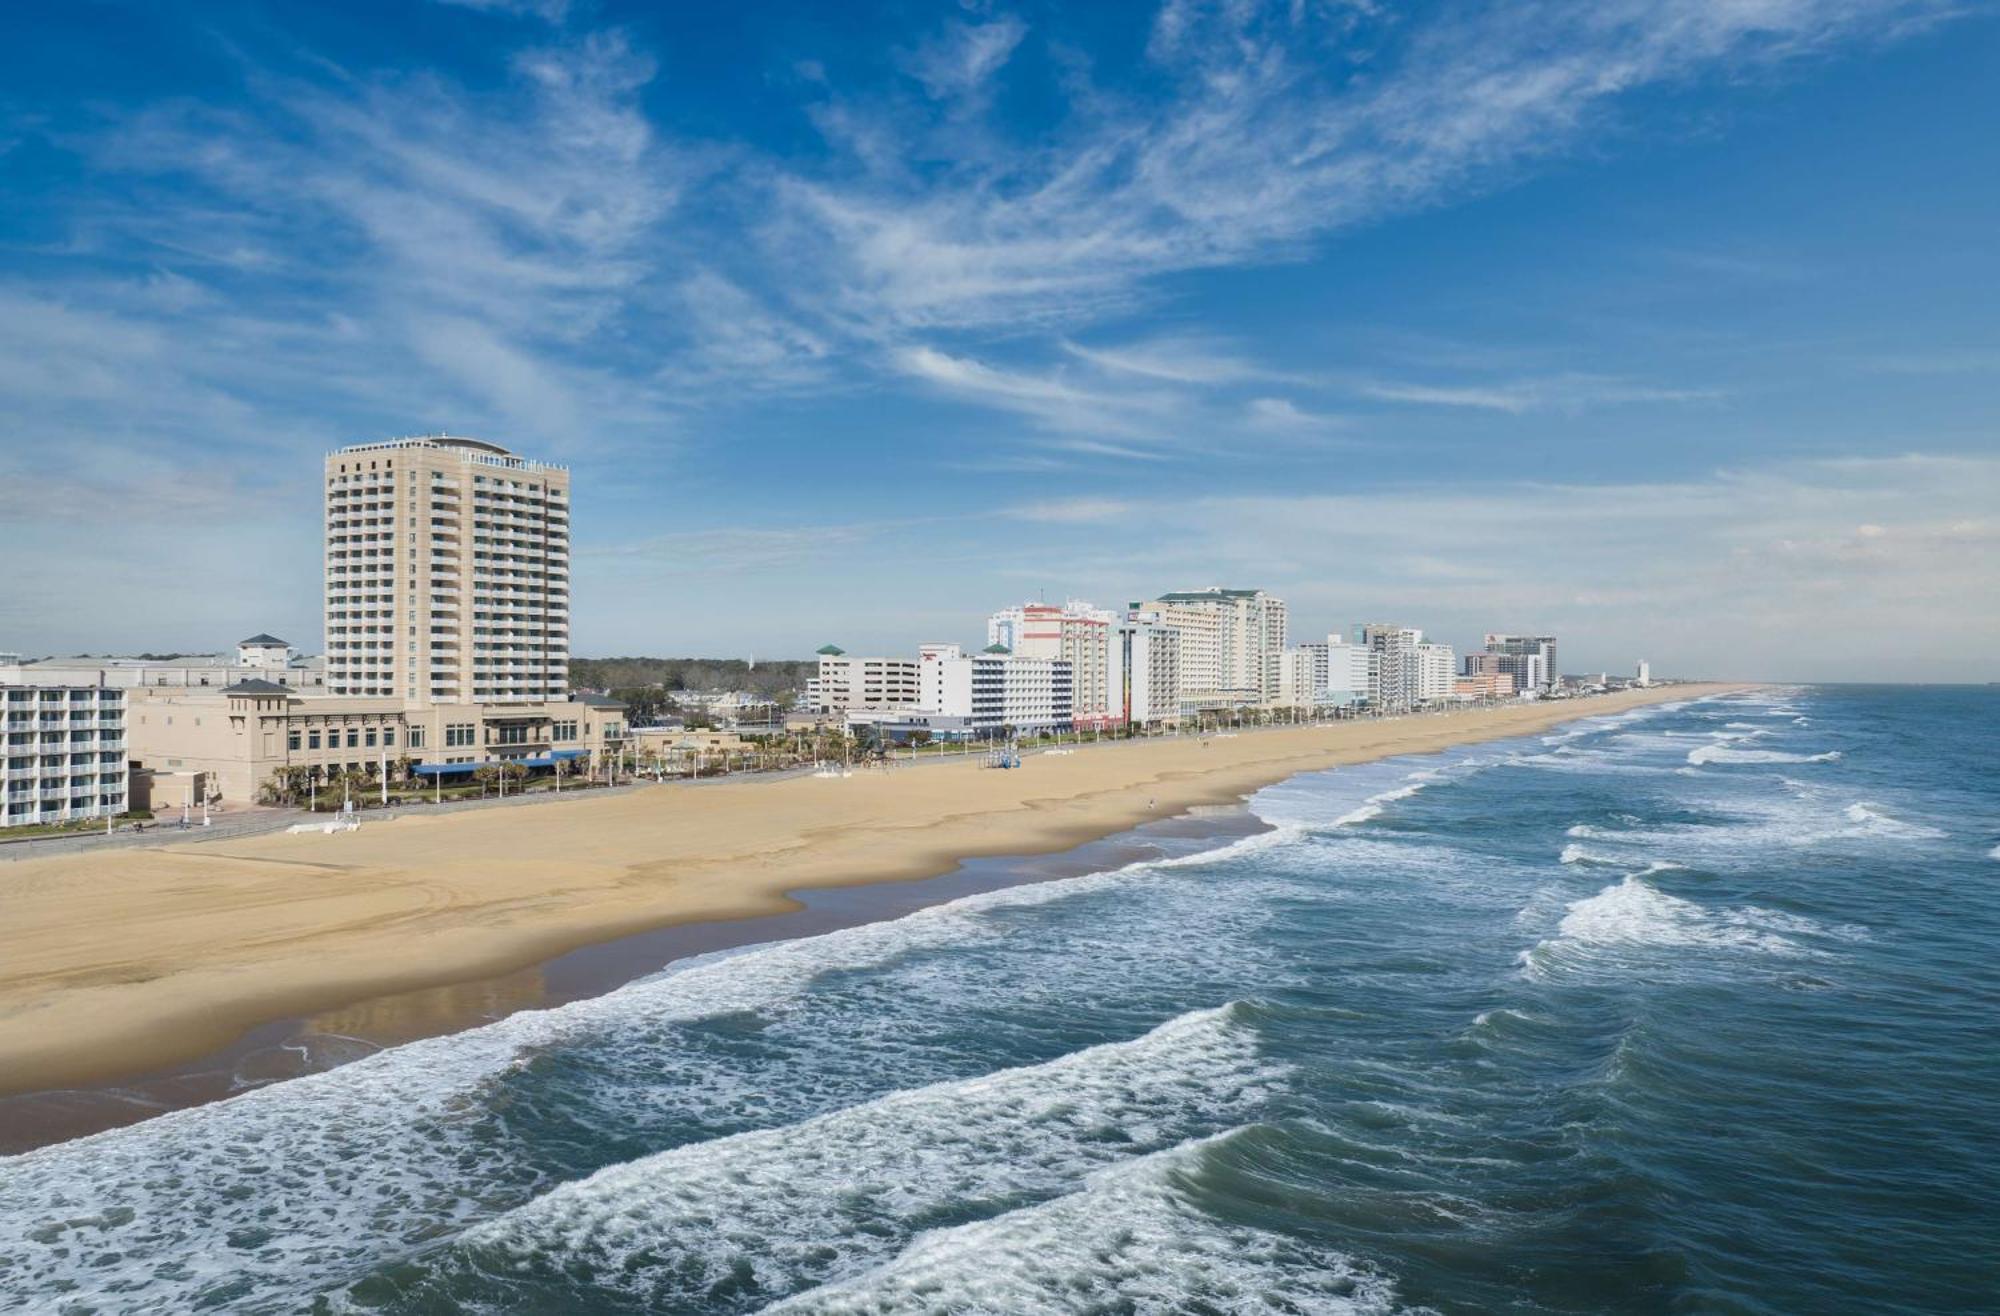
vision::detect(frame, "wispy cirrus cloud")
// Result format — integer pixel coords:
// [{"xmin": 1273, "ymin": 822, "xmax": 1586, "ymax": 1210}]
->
[
  {"xmin": 770, "ymin": 0, "xmax": 1956, "ymax": 336},
  {"xmin": 1357, "ymin": 374, "xmax": 1722, "ymax": 414},
  {"xmin": 902, "ymin": 17, "xmax": 1029, "ymax": 100}
]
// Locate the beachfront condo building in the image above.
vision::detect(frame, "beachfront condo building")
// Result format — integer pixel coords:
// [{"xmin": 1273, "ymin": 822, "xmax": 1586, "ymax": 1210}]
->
[
  {"xmin": 1135, "ymin": 588, "xmax": 1288, "ymax": 709},
  {"xmin": 325, "ymin": 436, "xmax": 570, "ymax": 705},
  {"xmin": 1359, "ymin": 623, "xmax": 1426, "ymax": 713},
  {"xmin": 1277, "ymin": 638, "xmax": 1372, "ymax": 709},
  {"xmin": 911, "ymin": 643, "xmax": 1074, "ymax": 738},
  {"xmin": 1112, "ymin": 612, "xmax": 1181, "ymax": 726},
  {"xmin": 2, "ymin": 683, "xmax": 127, "ymax": 828},
  {"xmin": 1416, "ymin": 642, "xmax": 1459, "ymax": 704},
  {"xmin": 802, "ymin": 646, "xmax": 922, "ymax": 716},
  {"xmin": 1482, "ymin": 634, "xmax": 1559, "ymax": 695},
  {"xmin": 987, "ymin": 600, "xmax": 1117, "ymax": 728}
]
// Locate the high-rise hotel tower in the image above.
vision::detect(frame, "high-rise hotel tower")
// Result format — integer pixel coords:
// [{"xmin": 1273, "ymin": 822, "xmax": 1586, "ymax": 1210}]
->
[{"xmin": 324, "ymin": 436, "xmax": 570, "ymax": 705}]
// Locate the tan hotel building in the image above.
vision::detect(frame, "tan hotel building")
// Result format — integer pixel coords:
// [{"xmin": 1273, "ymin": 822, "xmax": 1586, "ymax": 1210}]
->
[{"xmin": 127, "ymin": 435, "xmax": 627, "ymax": 804}]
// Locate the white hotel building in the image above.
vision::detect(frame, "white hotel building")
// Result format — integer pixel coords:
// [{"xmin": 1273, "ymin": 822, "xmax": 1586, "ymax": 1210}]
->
[
  {"xmin": 1278, "ymin": 637, "xmax": 1372, "ymax": 709},
  {"xmin": 902, "ymin": 643, "xmax": 1074, "ymax": 739},
  {"xmin": 2, "ymin": 684, "xmax": 127, "ymax": 828},
  {"xmin": 1112, "ymin": 611, "xmax": 1181, "ymax": 726},
  {"xmin": 1415, "ymin": 641, "xmax": 1459, "ymax": 705}
]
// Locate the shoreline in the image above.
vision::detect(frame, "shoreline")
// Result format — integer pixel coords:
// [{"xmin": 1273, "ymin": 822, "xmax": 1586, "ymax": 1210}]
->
[
  {"xmin": 0, "ymin": 803, "xmax": 1269, "ymax": 1153},
  {"xmin": 0, "ymin": 685, "xmax": 1742, "ymax": 1112}
]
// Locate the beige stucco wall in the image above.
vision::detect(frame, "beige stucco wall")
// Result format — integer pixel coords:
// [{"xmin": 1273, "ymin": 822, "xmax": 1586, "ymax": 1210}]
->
[{"xmin": 128, "ymin": 687, "xmax": 627, "ymax": 803}]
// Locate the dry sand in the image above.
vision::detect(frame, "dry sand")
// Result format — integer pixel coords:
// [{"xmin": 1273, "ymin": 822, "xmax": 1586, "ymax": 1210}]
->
[{"xmin": 0, "ymin": 685, "xmax": 1737, "ymax": 1095}]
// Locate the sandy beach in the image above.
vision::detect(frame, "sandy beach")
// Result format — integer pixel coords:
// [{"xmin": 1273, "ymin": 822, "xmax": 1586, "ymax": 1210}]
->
[{"xmin": 0, "ymin": 685, "xmax": 1735, "ymax": 1097}]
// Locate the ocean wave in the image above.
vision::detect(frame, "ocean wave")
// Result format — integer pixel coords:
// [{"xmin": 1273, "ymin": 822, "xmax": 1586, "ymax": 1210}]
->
[
  {"xmin": 394, "ymin": 1006, "xmax": 1283, "ymax": 1311},
  {"xmin": 1559, "ymin": 844, "xmax": 1623, "ymax": 866},
  {"xmin": 1686, "ymin": 744, "xmax": 1842, "ymax": 766},
  {"xmin": 1841, "ymin": 802, "xmax": 1945, "ymax": 840},
  {"xmin": 1253, "ymin": 762, "xmax": 1459, "ymax": 833},
  {"xmin": 762, "ymin": 1132, "xmax": 1409, "ymax": 1316},
  {"xmin": 0, "ymin": 826, "xmax": 1289, "ymax": 1315},
  {"xmin": 1519, "ymin": 871, "xmax": 1820, "ymax": 982}
]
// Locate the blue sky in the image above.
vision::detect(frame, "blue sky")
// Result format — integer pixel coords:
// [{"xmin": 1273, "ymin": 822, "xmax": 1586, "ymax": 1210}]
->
[{"xmin": 1, "ymin": 0, "xmax": 1995, "ymax": 680}]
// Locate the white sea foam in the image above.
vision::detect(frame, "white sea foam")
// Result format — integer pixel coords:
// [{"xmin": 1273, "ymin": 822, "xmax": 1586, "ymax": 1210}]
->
[
  {"xmin": 763, "ymin": 1134, "xmax": 1408, "ymax": 1316},
  {"xmin": 1840, "ymin": 802, "xmax": 1946, "ymax": 840},
  {"xmin": 0, "ymin": 826, "xmax": 1288, "ymax": 1315},
  {"xmin": 1559, "ymin": 844, "xmax": 1621, "ymax": 866},
  {"xmin": 1520, "ymin": 871, "xmax": 1822, "ymax": 982},
  {"xmin": 1686, "ymin": 744, "xmax": 1842, "ymax": 766},
  {"xmin": 425, "ymin": 1006, "xmax": 1283, "ymax": 1310},
  {"xmin": 1989, "ymin": 843, "xmax": 2000, "ymax": 861}
]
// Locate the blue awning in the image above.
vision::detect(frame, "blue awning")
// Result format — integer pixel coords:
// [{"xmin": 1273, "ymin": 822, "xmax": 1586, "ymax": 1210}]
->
[{"xmin": 413, "ymin": 749, "xmax": 586, "ymax": 775}]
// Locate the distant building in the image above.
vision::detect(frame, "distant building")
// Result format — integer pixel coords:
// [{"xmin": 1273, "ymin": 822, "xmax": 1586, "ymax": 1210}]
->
[
  {"xmin": 1415, "ymin": 641, "xmax": 1458, "ymax": 704},
  {"xmin": 1111, "ymin": 611, "xmax": 1181, "ymax": 726},
  {"xmin": 1276, "ymin": 638, "xmax": 1369, "ymax": 709},
  {"xmin": 1135, "ymin": 588, "xmax": 1288, "ymax": 708},
  {"xmin": 1455, "ymin": 672, "xmax": 1515, "ymax": 700},
  {"xmin": 988, "ymin": 600, "xmax": 1116, "ymax": 728},
  {"xmin": 1482, "ymin": 634, "xmax": 1558, "ymax": 696},
  {"xmin": 1636, "ymin": 660, "xmax": 1652, "ymax": 687},
  {"xmin": 802, "ymin": 645, "xmax": 920, "ymax": 716},
  {"xmin": 912, "ymin": 643, "xmax": 1073, "ymax": 739},
  {"xmin": 0, "ymin": 640, "xmax": 326, "ymax": 692},
  {"xmin": 1359, "ymin": 623, "xmax": 1425, "ymax": 713},
  {"xmin": 2, "ymin": 682, "xmax": 127, "ymax": 828}
]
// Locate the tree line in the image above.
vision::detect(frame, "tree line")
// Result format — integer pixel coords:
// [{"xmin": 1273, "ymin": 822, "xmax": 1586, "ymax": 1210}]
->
[{"xmin": 568, "ymin": 657, "xmax": 814, "ymax": 726}]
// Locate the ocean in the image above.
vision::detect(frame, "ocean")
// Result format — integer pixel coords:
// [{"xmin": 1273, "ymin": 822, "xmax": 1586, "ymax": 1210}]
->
[{"xmin": 3, "ymin": 686, "xmax": 1996, "ymax": 1314}]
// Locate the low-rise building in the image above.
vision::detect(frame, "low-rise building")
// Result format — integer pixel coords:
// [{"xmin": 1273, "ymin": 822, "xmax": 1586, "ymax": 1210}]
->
[
  {"xmin": 0, "ymin": 635, "xmax": 327, "ymax": 692},
  {"xmin": 2, "ymin": 682, "xmax": 128, "ymax": 828},
  {"xmin": 126, "ymin": 682, "xmax": 628, "ymax": 804},
  {"xmin": 802, "ymin": 645, "xmax": 921, "ymax": 716},
  {"xmin": 1455, "ymin": 672, "xmax": 1516, "ymax": 700}
]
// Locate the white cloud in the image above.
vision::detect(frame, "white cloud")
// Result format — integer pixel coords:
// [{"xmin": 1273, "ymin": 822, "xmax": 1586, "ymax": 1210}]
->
[
  {"xmin": 1005, "ymin": 498, "xmax": 1135, "ymax": 525},
  {"xmin": 1358, "ymin": 373, "xmax": 1719, "ymax": 413},
  {"xmin": 903, "ymin": 18, "xmax": 1029, "ymax": 100},
  {"xmin": 773, "ymin": 0, "xmax": 1955, "ymax": 334}
]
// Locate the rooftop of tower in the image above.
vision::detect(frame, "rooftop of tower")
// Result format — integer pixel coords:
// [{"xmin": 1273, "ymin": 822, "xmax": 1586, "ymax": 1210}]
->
[{"xmin": 327, "ymin": 434, "xmax": 567, "ymax": 473}]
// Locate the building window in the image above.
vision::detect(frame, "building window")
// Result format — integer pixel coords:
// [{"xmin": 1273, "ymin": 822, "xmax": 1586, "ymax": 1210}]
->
[
  {"xmin": 288, "ymin": 730, "xmax": 301, "ymax": 751},
  {"xmin": 408, "ymin": 727, "xmax": 425, "ymax": 749},
  {"xmin": 383, "ymin": 728, "xmax": 396, "ymax": 747},
  {"xmin": 346, "ymin": 729, "xmax": 359, "ymax": 748},
  {"xmin": 308, "ymin": 730, "xmax": 321, "ymax": 750},
  {"xmin": 365, "ymin": 728, "xmax": 377, "ymax": 748}
]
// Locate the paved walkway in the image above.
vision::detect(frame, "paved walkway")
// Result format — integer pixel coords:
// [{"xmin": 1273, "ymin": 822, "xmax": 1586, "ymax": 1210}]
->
[
  {"xmin": 0, "ymin": 779, "xmax": 657, "ymax": 863},
  {"xmin": 0, "ymin": 707, "xmax": 1451, "ymax": 864}
]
